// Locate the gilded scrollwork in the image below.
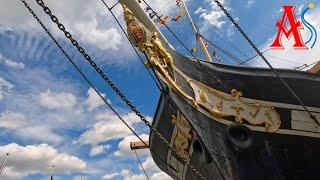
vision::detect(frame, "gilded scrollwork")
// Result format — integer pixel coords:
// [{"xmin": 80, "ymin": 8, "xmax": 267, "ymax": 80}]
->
[
  {"xmin": 122, "ymin": 5, "xmax": 281, "ymax": 133},
  {"xmin": 122, "ymin": 5, "xmax": 198, "ymax": 108},
  {"xmin": 174, "ymin": 68, "xmax": 281, "ymax": 133},
  {"xmin": 191, "ymin": 81, "xmax": 281, "ymax": 133},
  {"xmin": 171, "ymin": 112, "xmax": 194, "ymax": 159}
]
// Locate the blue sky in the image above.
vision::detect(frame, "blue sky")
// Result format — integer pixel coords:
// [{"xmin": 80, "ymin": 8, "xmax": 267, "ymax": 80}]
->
[{"xmin": 0, "ymin": 0, "xmax": 319, "ymax": 179}]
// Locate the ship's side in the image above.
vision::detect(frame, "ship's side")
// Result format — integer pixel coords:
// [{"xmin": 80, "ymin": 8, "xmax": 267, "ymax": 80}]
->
[
  {"xmin": 118, "ymin": 3, "xmax": 320, "ymax": 179},
  {"xmin": 149, "ymin": 49, "xmax": 320, "ymax": 180}
]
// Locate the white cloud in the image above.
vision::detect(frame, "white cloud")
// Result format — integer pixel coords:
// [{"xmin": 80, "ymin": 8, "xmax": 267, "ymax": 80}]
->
[
  {"xmin": 39, "ymin": 90, "xmax": 77, "ymax": 110},
  {"xmin": 101, "ymin": 172, "xmax": 119, "ymax": 180},
  {"xmin": 246, "ymin": 0, "xmax": 255, "ymax": 9},
  {"xmin": 142, "ymin": 156, "xmax": 171, "ymax": 180},
  {"xmin": 78, "ymin": 112, "xmax": 150, "ymax": 146},
  {"xmin": 297, "ymin": 4, "xmax": 305, "ymax": 16},
  {"xmin": 15, "ymin": 125, "xmax": 63, "ymax": 144},
  {"xmin": 0, "ymin": 53, "xmax": 25, "ymax": 69},
  {"xmin": 89, "ymin": 145, "xmax": 111, "ymax": 157},
  {"xmin": 0, "ymin": 112, "xmax": 63, "ymax": 143},
  {"xmin": 101, "ymin": 167, "xmax": 171, "ymax": 180},
  {"xmin": 86, "ymin": 87, "xmax": 106, "ymax": 111},
  {"xmin": 0, "ymin": 112, "xmax": 28, "ymax": 129},
  {"xmin": 121, "ymin": 170, "xmax": 145, "ymax": 180},
  {"xmin": 195, "ymin": 0, "xmax": 228, "ymax": 30},
  {"xmin": 114, "ymin": 134, "xmax": 149, "ymax": 157},
  {"xmin": 0, "ymin": 143, "xmax": 86, "ymax": 179},
  {"xmin": 77, "ymin": 120, "xmax": 132, "ymax": 146},
  {"xmin": 253, "ymin": 7, "xmax": 320, "ymax": 69},
  {"xmin": 77, "ymin": 111, "xmax": 152, "ymax": 156},
  {"xmin": 0, "ymin": 76, "xmax": 13, "ymax": 100},
  {"xmin": 150, "ymin": 172, "xmax": 171, "ymax": 180},
  {"xmin": 0, "ymin": 0, "xmax": 123, "ymax": 50}
]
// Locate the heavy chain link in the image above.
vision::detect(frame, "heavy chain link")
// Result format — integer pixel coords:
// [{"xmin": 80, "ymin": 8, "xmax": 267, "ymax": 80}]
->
[
  {"xmin": 35, "ymin": 0, "xmax": 152, "ymax": 127},
  {"xmin": 212, "ymin": 0, "xmax": 319, "ymax": 125},
  {"xmin": 19, "ymin": 0, "xmax": 146, "ymax": 148},
  {"xmin": 29, "ymin": 0, "xmax": 208, "ymax": 179}
]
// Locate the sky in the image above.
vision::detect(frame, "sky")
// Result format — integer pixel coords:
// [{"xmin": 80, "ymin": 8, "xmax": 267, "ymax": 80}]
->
[{"xmin": 0, "ymin": 0, "xmax": 319, "ymax": 179}]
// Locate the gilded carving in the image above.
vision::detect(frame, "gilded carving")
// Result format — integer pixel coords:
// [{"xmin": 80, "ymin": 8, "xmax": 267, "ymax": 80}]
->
[
  {"xmin": 172, "ymin": 112, "xmax": 194, "ymax": 159},
  {"xmin": 199, "ymin": 90, "xmax": 208, "ymax": 103},
  {"xmin": 122, "ymin": 5, "xmax": 199, "ymax": 108},
  {"xmin": 122, "ymin": 5, "xmax": 281, "ymax": 133},
  {"xmin": 217, "ymin": 100, "xmax": 223, "ymax": 112},
  {"xmin": 231, "ymin": 104, "xmax": 244, "ymax": 123},
  {"xmin": 174, "ymin": 68, "xmax": 281, "ymax": 133},
  {"xmin": 123, "ymin": 5, "xmax": 146, "ymax": 46}
]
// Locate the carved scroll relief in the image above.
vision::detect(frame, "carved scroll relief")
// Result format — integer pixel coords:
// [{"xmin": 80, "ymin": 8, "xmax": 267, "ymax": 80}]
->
[
  {"xmin": 189, "ymin": 80, "xmax": 281, "ymax": 133},
  {"xmin": 171, "ymin": 111, "xmax": 194, "ymax": 159}
]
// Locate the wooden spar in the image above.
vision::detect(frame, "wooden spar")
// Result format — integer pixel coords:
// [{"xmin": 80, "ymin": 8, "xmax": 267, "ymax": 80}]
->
[
  {"xmin": 308, "ymin": 61, "xmax": 320, "ymax": 74},
  {"xmin": 181, "ymin": 0, "xmax": 213, "ymax": 62},
  {"xmin": 130, "ymin": 141, "xmax": 150, "ymax": 150},
  {"xmin": 0, "ymin": 153, "xmax": 9, "ymax": 176}
]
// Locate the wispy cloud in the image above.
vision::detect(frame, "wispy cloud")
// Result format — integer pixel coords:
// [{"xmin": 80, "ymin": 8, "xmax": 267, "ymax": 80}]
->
[
  {"xmin": 0, "ymin": 143, "xmax": 86, "ymax": 179},
  {"xmin": 195, "ymin": 0, "xmax": 228, "ymax": 30},
  {"xmin": 246, "ymin": 0, "xmax": 255, "ymax": 9},
  {"xmin": 0, "ymin": 53, "xmax": 25, "ymax": 69},
  {"xmin": 0, "ymin": 76, "xmax": 13, "ymax": 101}
]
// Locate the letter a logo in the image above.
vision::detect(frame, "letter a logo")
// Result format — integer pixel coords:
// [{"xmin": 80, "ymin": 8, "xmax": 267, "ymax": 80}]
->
[{"xmin": 270, "ymin": 6, "xmax": 307, "ymax": 50}]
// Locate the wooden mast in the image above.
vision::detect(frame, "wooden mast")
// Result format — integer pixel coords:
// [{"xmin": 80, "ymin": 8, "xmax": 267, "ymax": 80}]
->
[
  {"xmin": 308, "ymin": 61, "xmax": 320, "ymax": 74},
  {"xmin": 181, "ymin": 0, "xmax": 213, "ymax": 62}
]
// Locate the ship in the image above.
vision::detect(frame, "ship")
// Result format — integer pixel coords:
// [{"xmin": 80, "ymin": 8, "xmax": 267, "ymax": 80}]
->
[
  {"xmin": 119, "ymin": 0, "xmax": 320, "ymax": 180},
  {"xmin": 18, "ymin": 0, "xmax": 320, "ymax": 179}
]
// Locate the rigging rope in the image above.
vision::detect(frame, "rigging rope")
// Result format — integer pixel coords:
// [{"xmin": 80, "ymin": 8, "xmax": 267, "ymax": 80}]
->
[
  {"xmin": 0, "ymin": 153, "xmax": 9, "ymax": 176},
  {"xmin": 19, "ymin": 0, "xmax": 147, "ymax": 150},
  {"xmin": 212, "ymin": 0, "xmax": 320, "ymax": 125},
  {"xmin": 214, "ymin": 28, "xmax": 250, "ymax": 59},
  {"xmin": 100, "ymin": 0, "xmax": 164, "ymax": 92},
  {"xmin": 133, "ymin": 150, "xmax": 150, "ymax": 180},
  {"xmin": 140, "ymin": 0, "xmax": 222, "ymax": 84},
  {"xmin": 23, "ymin": 0, "xmax": 208, "ymax": 179},
  {"xmin": 295, "ymin": 61, "xmax": 320, "ymax": 71},
  {"xmin": 199, "ymin": 34, "xmax": 250, "ymax": 66},
  {"xmin": 237, "ymin": 49, "xmax": 269, "ymax": 66}
]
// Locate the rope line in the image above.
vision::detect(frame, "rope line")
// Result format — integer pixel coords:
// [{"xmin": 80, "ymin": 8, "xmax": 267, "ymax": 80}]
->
[
  {"xmin": 100, "ymin": 0, "xmax": 164, "ymax": 92},
  {"xmin": 141, "ymin": 0, "xmax": 222, "ymax": 84},
  {"xmin": 18, "ymin": 2, "xmax": 191, "ymax": 180},
  {"xmin": 199, "ymin": 34, "xmax": 249, "ymax": 66},
  {"xmin": 134, "ymin": 150, "xmax": 150, "ymax": 180},
  {"xmin": 212, "ymin": 0, "xmax": 320, "ymax": 125},
  {"xmin": 24, "ymin": 0, "xmax": 208, "ymax": 179}
]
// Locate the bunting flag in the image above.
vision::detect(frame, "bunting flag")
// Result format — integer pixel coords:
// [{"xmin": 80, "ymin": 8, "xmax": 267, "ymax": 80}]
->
[
  {"xmin": 149, "ymin": 11, "xmax": 157, "ymax": 19},
  {"xmin": 176, "ymin": 0, "xmax": 182, "ymax": 5},
  {"xmin": 211, "ymin": 49, "xmax": 222, "ymax": 62},
  {"xmin": 191, "ymin": 46, "xmax": 197, "ymax": 53},
  {"xmin": 155, "ymin": 16, "xmax": 169, "ymax": 24},
  {"xmin": 144, "ymin": 0, "xmax": 186, "ymax": 24}
]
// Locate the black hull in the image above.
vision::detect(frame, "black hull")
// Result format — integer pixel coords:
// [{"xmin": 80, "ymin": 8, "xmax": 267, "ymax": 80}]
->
[
  {"xmin": 150, "ymin": 90, "xmax": 320, "ymax": 180},
  {"xmin": 149, "ymin": 50, "xmax": 320, "ymax": 180}
]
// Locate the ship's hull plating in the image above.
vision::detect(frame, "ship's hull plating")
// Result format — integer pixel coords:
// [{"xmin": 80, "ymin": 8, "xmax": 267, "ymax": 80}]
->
[
  {"xmin": 149, "ymin": 50, "xmax": 320, "ymax": 180},
  {"xmin": 150, "ymin": 90, "xmax": 320, "ymax": 180}
]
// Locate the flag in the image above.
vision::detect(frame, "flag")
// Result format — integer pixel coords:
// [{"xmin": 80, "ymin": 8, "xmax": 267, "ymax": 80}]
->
[
  {"xmin": 172, "ymin": 15, "xmax": 181, "ymax": 21},
  {"xmin": 149, "ymin": 12, "xmax": 156, "ymax": 19},
  {"xmin": 155, "ymin": 16, "xmax": 169, "ymax": 24},
  {"xmin": 191, "ymin": 46, "xmax": 197, "ymax": 53}
]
